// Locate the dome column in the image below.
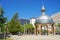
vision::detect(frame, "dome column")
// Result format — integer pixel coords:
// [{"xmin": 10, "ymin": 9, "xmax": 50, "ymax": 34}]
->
[
  {"xmin": 52, "ymin": 24, "xmax": 56, "ymax": 35},
  {"xmin": 47, "ymin": 24, "xmax": 50, "ymax": 35},
  {"xmin": 34, "ymin": 23, "xmax": 38, "ymax": 35},
  {"xmin": 39, "ymin": 24, "xmax": 42, "ymax": 35}
]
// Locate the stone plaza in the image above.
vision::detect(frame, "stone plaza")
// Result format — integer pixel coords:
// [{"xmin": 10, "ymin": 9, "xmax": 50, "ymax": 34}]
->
[{"xmin": 10, "ymin": 35, "xmax": 60, "ymax": 40}]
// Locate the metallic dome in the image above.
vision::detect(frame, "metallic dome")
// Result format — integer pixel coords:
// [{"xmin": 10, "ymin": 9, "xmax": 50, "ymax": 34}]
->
[
  {"xmin": 36, "ymin": 14, "xmax": 53, "ymax": 24},
  {"xmin": 36, "ymin": 4, "xmax": 53, "ymax": 24}
]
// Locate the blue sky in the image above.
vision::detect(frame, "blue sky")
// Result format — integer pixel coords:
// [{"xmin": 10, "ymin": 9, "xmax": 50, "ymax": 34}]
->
[{"xmin": 1, "ymin": 0, "xmax": 60, "ymax": 20}]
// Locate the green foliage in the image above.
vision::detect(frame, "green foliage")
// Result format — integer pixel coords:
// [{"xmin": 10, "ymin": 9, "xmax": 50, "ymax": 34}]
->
[
  {"xmin": 0, "ymin": 8, "xmax": 4, "ymax": 16},
  {"xmin": 0, "ymin": 8, "xmax": 7, "ymax": 32},
  {"xmin": 20, "ymin": 25, "xmax": 24, "ymax": 33},
  {"xmin": 25, "ymin": 24, "xmax": 34, "ymax": 29},
  {"xmin": 55, "ymin": 23, "xmax": 60, "ymax": 33},
  {"xmin": 0, "ymin": 8, "xmax": 7, "ymax": 24},
  {"xmin": 9, "ymin": 13, "xmax": 21, "ymax": 33},
  {"xmin": 24, "ymin": 24, "xmax": 34, "ymax": 34},
  {"xmin": 42, "ymin": 30, "xmax": 47, "ymax": 33},
  {"xmin": 56, "ymin": 29, "xmax": 60, "ymax": 33},
  {"xmin": 1, "ymin": 24, "xmax": 5, "ymax": 32},
  {"xmin": 57, "ymin": 23, "xmax": 60, "ymax": 27}
]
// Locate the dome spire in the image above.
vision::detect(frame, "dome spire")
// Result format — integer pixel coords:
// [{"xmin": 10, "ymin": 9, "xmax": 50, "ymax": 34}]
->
[{"xmin": 41, "ymin": 0, "xmax": 46, "ymax": 15}]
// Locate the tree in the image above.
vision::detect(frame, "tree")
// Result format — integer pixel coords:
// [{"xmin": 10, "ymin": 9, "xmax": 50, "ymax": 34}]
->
[
  {"xmin": 0, "ymin": 8, "xmax": 7, "ymax": 32},
  {"xmin": 24, "ymin": 23, "xmax": 34, "ymax": 34},
  {"xmin": 20, "ymin": 25, "xmax": 24, "ymax": 33},
  {"xmin": 56, "ymin": 23, "xmax": 60, "ymax": 34},
  {"xmin": 57, "ymin": 23, "xmax": 60, "ymax": 27},
  {"xmin": 9, "ymin": 13, "xmax": 21, "ymax": 33}
]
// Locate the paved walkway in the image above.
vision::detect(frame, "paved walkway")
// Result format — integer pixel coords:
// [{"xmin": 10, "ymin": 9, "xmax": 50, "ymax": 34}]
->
[{"xmin": 10, "ymin": 35, "xmax": 60, "ymax": 40}]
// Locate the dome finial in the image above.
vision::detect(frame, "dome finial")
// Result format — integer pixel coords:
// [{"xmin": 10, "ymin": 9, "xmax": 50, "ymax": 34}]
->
[{"xmin": 41, "ymin": 0, "xmax": 45, "ymax": 15}]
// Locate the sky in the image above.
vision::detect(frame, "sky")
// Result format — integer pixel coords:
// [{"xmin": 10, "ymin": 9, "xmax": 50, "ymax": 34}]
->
[{"xmin": 0, "ymin": 0, "xmax": 60, "ymax": 20}]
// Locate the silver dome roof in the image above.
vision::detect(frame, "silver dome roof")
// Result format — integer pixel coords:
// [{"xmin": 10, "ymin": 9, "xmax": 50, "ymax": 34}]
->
[
  {"xmin": 36, "ymin": 4, "xmax": 53, "ymax": 24},
  {"xmin": 36, "ymin": 14, "xmax": 53, "ymax": 24}
]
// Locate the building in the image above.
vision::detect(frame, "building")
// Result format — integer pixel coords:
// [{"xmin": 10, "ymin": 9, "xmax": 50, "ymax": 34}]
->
[
  {"xmin": 34, "ymin": 4, "xmax": 56, "ymax": 35},
  {"xmin": 30, "ymin": 18, "xmax": 36, "ymax": 27},
  {"xmin": 51, "ymin": 12, "xmax": 60, "ymax": 23},
  {"xmin": 30, "ymin": 12, "xmax": 60, "ymax": 27}
]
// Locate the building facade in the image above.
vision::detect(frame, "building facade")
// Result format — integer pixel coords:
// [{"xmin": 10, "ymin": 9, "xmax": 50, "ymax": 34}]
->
[
  {"xmin": 51, "ymin": 12, "xmax": 60, "ymax": 23},
  {"xmin": 30, "ymin": 18, "xmax": 36, "ymax": 27}
]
